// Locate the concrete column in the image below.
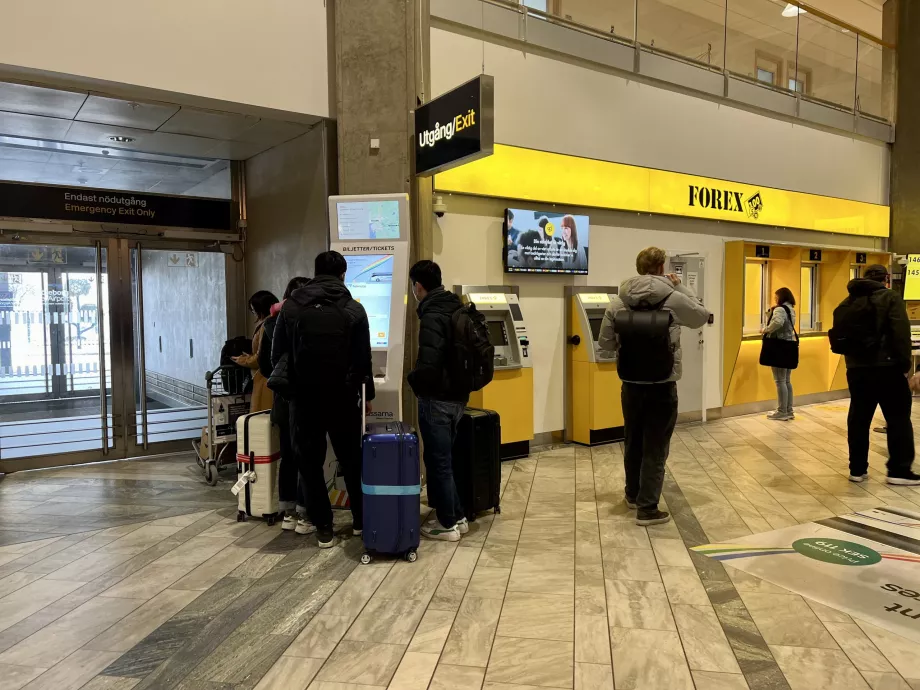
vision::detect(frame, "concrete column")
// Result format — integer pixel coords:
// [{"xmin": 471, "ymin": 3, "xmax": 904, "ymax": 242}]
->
[
  {"xmin": 333, "ymin": 0, "xmax": 432, "ymax": 422},
  {"xmin": 887, "ymin": 0, "xmax": 920, "ymax": 254}
]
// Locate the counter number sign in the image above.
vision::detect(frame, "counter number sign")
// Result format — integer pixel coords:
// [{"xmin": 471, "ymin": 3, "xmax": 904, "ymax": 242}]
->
[{"xmin": 904, "ymin": 255, "xmax": 920, "ymax": 301}]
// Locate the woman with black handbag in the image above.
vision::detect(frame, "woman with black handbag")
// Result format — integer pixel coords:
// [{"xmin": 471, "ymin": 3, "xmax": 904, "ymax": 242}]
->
[{"xmin": 760, "ymin": 287, "xmax": 799, "ymax": 421}]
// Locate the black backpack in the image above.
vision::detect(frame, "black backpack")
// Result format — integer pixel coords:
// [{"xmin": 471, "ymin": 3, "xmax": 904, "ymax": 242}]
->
[
  {"xmin": 220, "ymin": 336, "xmax": 252, "ymax": 394},
  {"xmin": 613, "ymin": 295, "xmax": 673, "ymax": 382},
  {"xmin": 288, "ymin": 295, "xmax": 352, "ymax": 391},
  {"xmin": 829, "ymin": 295, "xmax": 881, "ymax": 356},
  {"xmin": 449, "ymin": 303, "xmax": 495, "ymax": 394}
]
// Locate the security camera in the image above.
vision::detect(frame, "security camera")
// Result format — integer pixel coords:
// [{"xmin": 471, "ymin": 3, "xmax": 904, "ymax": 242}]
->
[{"xmin": 433, "ymin": 195, "xmax": 447, "ymax": 218}]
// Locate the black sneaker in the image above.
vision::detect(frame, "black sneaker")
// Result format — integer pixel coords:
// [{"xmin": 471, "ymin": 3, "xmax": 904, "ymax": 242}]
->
[
  {"xmin": 317, "ymin": 526, "xmax": 335, "ymax": 548},
  {"xmin": 636, "ymin": 510, "xmax": 671, "ymax": 526},
  {"xmin": 625, "ymin": 495, "xmax": 637, "ymax": 510},
  {"xmin": 887, "ymin": 472, "xmax": 920, "ymax": 486}
]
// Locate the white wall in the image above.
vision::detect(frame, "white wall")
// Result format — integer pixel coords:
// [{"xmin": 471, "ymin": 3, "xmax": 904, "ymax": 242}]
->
[
  {"xmin": 430, "ymin": 28, "xmax": 889, "ymax": 205},
  {"xmin": 0, "ymin": 0, "xmax": 330, "ymax": 117}
]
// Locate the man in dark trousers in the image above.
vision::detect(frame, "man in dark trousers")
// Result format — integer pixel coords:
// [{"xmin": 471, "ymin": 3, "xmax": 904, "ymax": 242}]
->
[
  {"xmin": 834, "ymin": 264, "xmax": 920, "ymax": 485},
  {"xmin": 407, "ymin": 260, "xmax": 469, "ymax": 542},
  {"xmin": 272, "ymin": 251, "xmax": 375, "ymax": 547}
]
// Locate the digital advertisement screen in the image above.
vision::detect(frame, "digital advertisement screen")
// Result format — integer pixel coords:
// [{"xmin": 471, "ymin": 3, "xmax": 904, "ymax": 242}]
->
[
  {"xmin": 504, "ymin": 208, "xmax": 590, "ymax": 275},
  {"xmin": 344, "ymin": 254, "xmax": 394, "ymax": 349},
  {"xmin": 336, "ymin": 200, "xmax": 401, "ymax": 241}
]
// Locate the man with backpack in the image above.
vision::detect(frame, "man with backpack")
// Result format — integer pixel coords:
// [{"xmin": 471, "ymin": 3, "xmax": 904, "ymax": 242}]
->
[
  {"xmin": 408, "ymin": 260, "xmax": 493, "ymax": 541},
  {"xmin": 599, "ymin": 247, "xmax": 711, "ymax": 526},
  {"xmin": 272, "ymin": 251, "xmax": 375, "ymax": 548},
  {"xmin": 829, "ymin": 264, "xmax": 920, "ymax": 485}
]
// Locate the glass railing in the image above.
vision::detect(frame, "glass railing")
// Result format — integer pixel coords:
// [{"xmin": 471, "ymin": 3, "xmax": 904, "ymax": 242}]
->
[{"xmin": 510, "ymin": 0, "xmax": 894, "ymax": 122}]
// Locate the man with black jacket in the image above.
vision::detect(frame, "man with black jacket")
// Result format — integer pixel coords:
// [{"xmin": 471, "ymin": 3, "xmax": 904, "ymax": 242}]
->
[
  {"xmin": 835, "ymin": 264, "xmax": 920, "ymax": 485},
  {"xmin": 272, "ymin": 251, "xmax": 375, "ymax": 547},
  {"xmin": 407, "ymin": 260, "xmax": 469, "ymax": 542}
]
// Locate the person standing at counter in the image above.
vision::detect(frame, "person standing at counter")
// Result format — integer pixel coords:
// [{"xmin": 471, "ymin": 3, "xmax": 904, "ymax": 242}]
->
[
  {"xmin": 829, "ymin": 264, "xmax": 920, "ymax": 486},
  {"xmin": 599, "ymin": 247, "xmax": 710, "ymax": 526},
  {"xmin": 760, "ymin": 287, "xmax": 797, "ymax": 421}
]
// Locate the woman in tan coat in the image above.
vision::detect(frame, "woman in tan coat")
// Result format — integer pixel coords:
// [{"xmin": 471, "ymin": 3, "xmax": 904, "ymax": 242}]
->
[{"xmin": 232, "ymin": 290, "xmax": 279, "ymax": 413}]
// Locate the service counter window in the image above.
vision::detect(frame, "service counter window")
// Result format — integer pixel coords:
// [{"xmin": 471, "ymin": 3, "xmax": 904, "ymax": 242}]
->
[
  {"xmin": 744, "ymin": 260, "xmax": 767, "ymax": 335},
  {"xmin": 801, "ymin": 263, "xmax": 819, "ymax": 331},
  {"xmin": 850, "ymin": 266, "xmax": 861, "ymax": 281}
]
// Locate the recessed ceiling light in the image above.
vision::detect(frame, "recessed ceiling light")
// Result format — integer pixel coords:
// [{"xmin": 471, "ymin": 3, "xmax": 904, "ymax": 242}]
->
[
  {"xmin": 108, "ymin": 135, "xmax": 135, "ymax": 143},
  {"xmin": 781, "ymin": 3, "xmax": 807, "ymax": 17}
]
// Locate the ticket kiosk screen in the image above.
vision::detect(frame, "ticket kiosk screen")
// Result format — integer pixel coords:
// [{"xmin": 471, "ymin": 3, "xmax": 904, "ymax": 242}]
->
[
  {"xmin": 589, "ymin": 317, "xmax": 604, "ymax": 341},
  {"xmin": 336, "ymin": 200, "xmax": 401, "ymax": 241},
  {"xmin": 344, "ymin": 254, "xmax": 394, "ymax": 349},
  {"xmin": 487, "ymin": 321, "xmax": 508, "ymax": 346}
]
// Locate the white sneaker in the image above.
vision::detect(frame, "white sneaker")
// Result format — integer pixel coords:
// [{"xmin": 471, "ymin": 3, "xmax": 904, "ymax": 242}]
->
[
  {"xmin": 456, "ymin": 517, "xmax": 469, "ymax": 535},
  {"xmin": 295, "ymin": 519, "xmax": 317, "ymax": 535},
  {"xmin": 421, "ymin": 520, "xmax": 460, "ymax": 542},
  {"xmin": 281, "ymin": 515, "xmax": 296, "ymax": 531},
  {"xmin": 849, "ymin": 474, "xmax": 868, "ymax": 483}
]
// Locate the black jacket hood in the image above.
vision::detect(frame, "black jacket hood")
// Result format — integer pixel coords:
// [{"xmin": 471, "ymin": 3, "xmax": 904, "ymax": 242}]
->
[
  {"xmin": 847, "ymin": 278, "xmax": 886, "ymax": 298},
  {"xmin": 290, "ymin": 274, "xmax": 351, "ymax": 306},
  {"xmin": 417, "ymin": 286, "xmax": 462, "ymax": 317}
]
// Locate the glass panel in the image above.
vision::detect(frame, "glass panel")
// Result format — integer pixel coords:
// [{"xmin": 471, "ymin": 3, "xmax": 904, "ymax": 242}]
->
[
  {"xmin": 133, "ymin": 248, "xmax": 227, "ymax": 445},
  {"xmin": 726, "ymin": 0, "xmax": 798, "ymax": 86},
  {"xmin": 744, "ymin": 261, "xmax": 765, "ymax": 334},
  {"xmin": 0, "ymin": 244, "xmax": 111, "ymax": 459},
  {"xmin": 795, "ymin": 10, "xmax": 857, "ymax": 108},
  {"xmin": 556, "ymin": 0, "xmax": 636, "ymax": 41},
  {"xmin": 638, "ymin": 0, "xmax": 726, "ymax": 68},
  {"xmin": 800, "ymin": 264, "xmax": 817, "ymax": 331},
  {"xmin": 856, "ymin": 34, "xmax": 890, "ymax": 119},
  {"xmin": 850, "ymin": 266, "xmax": 859, "ymax": 281},
  {"xmin": 523, "ymin": 0, "xmax": 547, "ymax": 10}
]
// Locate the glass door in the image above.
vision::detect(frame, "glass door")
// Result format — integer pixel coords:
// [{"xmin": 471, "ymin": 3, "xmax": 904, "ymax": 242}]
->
[{"xmin": 0, "ymin": 243, "xmax": 112, "ymax": 465}]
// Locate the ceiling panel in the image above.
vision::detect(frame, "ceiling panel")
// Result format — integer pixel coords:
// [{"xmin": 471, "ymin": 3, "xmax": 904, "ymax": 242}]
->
[
  {"xmin": 0, "ymin": 145, "xmax": 52, "ymax": 163},
  {"xmin": 76, "ymin": 95, "xmax": 180, "ymax": 130},
  {"xmin": 0, "ymin": 82, "xmax": 86, "ymax": 119},
  {"xmin": 46, "ymin": 150, "xmax": 119, "ymax": 173},
  {"xmin": 0, "ymin": 160, "xmax": 46, "ymax": 183},
  {"xmin": 159, "ymin": 107, "xmax": 260, "ymax": 139},
  {"xmin": 235, "ymin": 118, "xmax": 315, "ymax": 145},
  {"xmin": 203, "ymin": 140, "xmax": 270, "ymax": 160},
  {"xmin": 0, "ymin": 111, "xmax": 73, "ymax": 140}
]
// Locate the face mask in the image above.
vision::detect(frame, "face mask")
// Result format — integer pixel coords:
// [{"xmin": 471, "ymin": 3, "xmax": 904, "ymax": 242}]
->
[{"xmin": 411, "ymin": 282, "xmax": 420, "ymax": 302}]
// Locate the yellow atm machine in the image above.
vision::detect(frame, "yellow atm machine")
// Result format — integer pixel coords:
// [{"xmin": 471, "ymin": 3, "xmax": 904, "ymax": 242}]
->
[
  {"xmin": 565, "ymin": 286, "xmax": 624, "ymax": 445},
  {"xmin": 454, "ymin": 285, "xmax": 534, "ymax": 459}
]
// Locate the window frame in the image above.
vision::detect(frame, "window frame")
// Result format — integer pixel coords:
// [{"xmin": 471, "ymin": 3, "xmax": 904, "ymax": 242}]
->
[
  {"xmin": 800, "ymin": 262, "xmax": 820, "ymax": 332},
  {"xmin": 743, "ymin": 259, "xmax": 769, "ymax": 336}
]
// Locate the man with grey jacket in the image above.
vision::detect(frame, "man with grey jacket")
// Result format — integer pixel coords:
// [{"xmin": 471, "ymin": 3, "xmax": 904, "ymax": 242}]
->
[{"xmin": 599, "ymin": 247, "xmax": 711, "ymax": 526}]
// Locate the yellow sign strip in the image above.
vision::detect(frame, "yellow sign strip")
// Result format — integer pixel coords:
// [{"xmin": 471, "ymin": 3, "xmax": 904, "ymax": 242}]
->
[{"xmin": 435, "ymin": 144, "xmax": 889, "ymax": 238}]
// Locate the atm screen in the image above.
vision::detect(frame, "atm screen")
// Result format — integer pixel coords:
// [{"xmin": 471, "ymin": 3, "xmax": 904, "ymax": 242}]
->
[
  {"xmin": 589, "ymin": 317, "xmax": 604, "ymax": 342},
  {"xmin": 487, "ymin": 321, "xmax": 508, "ymax": 347},
  {"xmin": 343, "ymin": 254, "xmax": 394, "ymax": 349}
]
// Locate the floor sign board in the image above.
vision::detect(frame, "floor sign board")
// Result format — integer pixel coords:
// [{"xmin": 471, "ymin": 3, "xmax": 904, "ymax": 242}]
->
[{"xmin": 693, "ymin": 507, "xmax": 920, "ymax": 643}]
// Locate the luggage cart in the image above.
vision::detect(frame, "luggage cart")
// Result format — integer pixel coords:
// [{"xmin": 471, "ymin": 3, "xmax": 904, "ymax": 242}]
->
[{"xmin": 193, "ymin": 365, "xmax": 251, "ymax": 486}]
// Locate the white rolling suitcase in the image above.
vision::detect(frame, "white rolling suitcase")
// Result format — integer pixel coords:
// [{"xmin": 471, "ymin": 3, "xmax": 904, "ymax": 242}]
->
[{"xmin": 233, "ymin": 410, "xmax": 281, "ymax": 525}]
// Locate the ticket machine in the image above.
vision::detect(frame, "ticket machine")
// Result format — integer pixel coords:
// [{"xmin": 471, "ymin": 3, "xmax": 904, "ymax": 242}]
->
[
  {"xmin": 565, "ymin": 286, "xmax": 624, "ymax": 445},
  {"xmin": 453, "ymin": 285, "xmax": 534, "ymax": 460}
]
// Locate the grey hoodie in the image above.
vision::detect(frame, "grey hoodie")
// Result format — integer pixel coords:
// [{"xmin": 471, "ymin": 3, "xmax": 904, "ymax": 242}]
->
[{"xmin": 599, "ymin": 274, "xmax": 711, "ymax": 383}]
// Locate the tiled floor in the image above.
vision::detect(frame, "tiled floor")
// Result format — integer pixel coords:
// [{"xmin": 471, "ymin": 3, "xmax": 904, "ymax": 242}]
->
[{"xmin": 1, "ymin": 400, "xmax": 920, "ymax": 690}]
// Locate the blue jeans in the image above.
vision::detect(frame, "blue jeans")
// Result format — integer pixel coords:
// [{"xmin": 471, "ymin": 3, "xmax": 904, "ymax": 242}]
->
[
  {"xmin": 772, "ymin": 367, "xmax": 793, "ymax": 414},
  {"xmin": 418, "ymin": 399, "xmax": 465, "ymax": 528}
]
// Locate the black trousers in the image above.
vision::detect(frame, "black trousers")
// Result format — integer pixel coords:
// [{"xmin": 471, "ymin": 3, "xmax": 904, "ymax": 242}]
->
[
  {"xmin": 290, "ymin": 394, "xmax": 364, "ymax": 530},
  {"xmin": 621, "ymin": 382, "xmax": 679, "ymax": 512},
  {"xmin": 847, "ymin": 367, "xmax": 914, "ymax": 477}
]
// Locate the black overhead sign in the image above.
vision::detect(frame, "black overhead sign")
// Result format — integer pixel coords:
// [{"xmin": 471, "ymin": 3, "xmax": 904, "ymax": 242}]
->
[
  {"xmin": 414, "ymin": 74, "xmax": 494, "ymax": 177},
  {"xmin": 0, "ymin": 181, "xmax": 233, "ymax": 231}
]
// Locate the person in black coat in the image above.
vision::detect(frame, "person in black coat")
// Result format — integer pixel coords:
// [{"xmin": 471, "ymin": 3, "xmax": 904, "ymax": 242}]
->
[
  {"xmin": 272, "ymin": 251, "xmax": 375, "ymax": 548},
  {"xmin": 259, "ymin": 276, "xmax": 311, "ymax": 534},
  {"xmin": 407, "ymin": 260, "xmax": 469, "ymax": 542}
]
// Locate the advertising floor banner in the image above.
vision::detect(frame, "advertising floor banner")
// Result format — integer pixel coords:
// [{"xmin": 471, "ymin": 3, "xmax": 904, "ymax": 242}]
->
[{"xmin": 692, "ymin": 507, "xmax": 920, "ymax": 643}]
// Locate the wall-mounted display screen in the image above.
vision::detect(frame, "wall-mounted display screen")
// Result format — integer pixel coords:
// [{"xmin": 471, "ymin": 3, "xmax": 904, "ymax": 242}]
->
[
  {"xmin": 336, "ymin": 200, "xmax": 401, "ymax": 241},
  {"xmin": 344, "ymin": 254, "xmax": 394, "ymax": 349},
  {"xmin": 487, "ymin": 320, "xmax": 508, "ymax": 347},
  {"xmin": 504, "ymin": 208, "xmax": 590, "ymax": 275}
]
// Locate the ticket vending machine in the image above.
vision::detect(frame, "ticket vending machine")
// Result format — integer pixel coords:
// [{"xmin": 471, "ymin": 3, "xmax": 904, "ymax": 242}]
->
[
  {"xmin": 565, "ymin": 286, "xmax": 624, "ymax": 445},
  {"xmin": 454, "ymin": 285, "xmax": 534, "ymax": 460}
]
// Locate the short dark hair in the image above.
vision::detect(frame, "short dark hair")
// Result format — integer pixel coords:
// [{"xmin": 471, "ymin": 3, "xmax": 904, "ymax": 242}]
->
[
  {"xmin": 315, "ymin": 251, "xmax": 347, "ymax": 278},
  {"xmin": 249, "ymin": 290, "xmax": 279, "ymax": 319},
  {"xmin": 775, "ymin": 287, "xmax": 796, "ymax": 306},
  {"xmin": 282, "ymin": 276, "xmax": 310, "ymax": 300},
  {"xmin": 409, "ymin": 260, "xmax": 442, "ymax": 292}
]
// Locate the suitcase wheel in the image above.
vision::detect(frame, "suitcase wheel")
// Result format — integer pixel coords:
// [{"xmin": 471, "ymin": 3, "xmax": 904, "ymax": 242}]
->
[
  {"xmin": 360, "ymin": 553, "xmax": 373, "ymax": 565},
  {"xmin": 405, "ymin": 550, "xmax": 418, "ymax": 563},
  {"xmin": 237, "ymin": 510, "xmax": 246, "ymax": 522},
  {"xmin": 205, "ymin": 463, "xmax": 218, "ymax": 486},
  {"xmin": 265, "ymin": 514, "xmax": 276, "ymax": 527}
]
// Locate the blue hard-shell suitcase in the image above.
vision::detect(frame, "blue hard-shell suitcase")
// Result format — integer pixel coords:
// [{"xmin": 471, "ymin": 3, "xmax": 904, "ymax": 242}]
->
[{"xmin": 361, "ymin": 421, "xmax": 421, "ymax": 564}]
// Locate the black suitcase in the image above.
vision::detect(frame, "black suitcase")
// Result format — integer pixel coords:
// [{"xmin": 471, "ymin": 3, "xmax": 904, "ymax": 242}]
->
[{"xmin": 453, "ymin": 407, "xmax": 501, "ymax": 520}]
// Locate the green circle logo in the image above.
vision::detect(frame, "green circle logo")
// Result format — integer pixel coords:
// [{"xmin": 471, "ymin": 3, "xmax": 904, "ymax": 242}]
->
[{"xmin": 792, "ymin": 538, "xmax": 881, "ymax": 566}]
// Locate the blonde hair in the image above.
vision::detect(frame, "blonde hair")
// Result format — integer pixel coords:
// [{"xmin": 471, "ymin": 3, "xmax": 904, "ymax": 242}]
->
[{"xmin": 636, "ymin": 247, "xmax": 666, "ymax": 275}]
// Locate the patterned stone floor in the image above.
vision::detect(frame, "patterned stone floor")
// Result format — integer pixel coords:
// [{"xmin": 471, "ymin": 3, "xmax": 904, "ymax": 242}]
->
[{"xmin": 0, "ymin": 400, "xmax": 919, "ymax": 690}]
